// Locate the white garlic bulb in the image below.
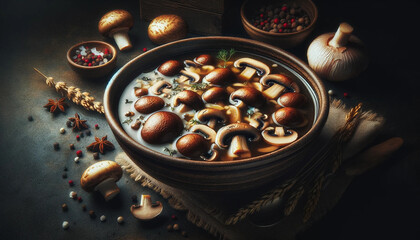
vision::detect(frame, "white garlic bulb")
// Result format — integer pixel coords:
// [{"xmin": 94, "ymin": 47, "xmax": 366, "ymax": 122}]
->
[{"xmin": 307, "ymin": 23, "xmax": 368, "ymax": 81}]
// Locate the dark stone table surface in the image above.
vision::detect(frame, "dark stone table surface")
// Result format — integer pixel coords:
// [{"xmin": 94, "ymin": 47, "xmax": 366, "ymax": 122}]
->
[{"xmin": 0, "ymin": 0, "xmax": 418, "ymax": 239}]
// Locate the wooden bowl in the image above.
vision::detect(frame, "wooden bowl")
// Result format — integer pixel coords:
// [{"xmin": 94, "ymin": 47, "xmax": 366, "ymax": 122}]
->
[
  {"xmin": 241, "ymin": 0, "xmax": 318, "ymax": 49},
  {"xmin": 104, "ymin": 36, "xmax": 329, "ymax": 192},
  {"xmin": 66, "ymin": 41, "xmax": 117, "ymax": 78}
]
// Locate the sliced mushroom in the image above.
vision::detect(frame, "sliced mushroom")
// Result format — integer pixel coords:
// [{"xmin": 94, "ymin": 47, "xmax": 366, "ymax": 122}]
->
[
  {"xmin": 172, "ymin": 90, "xmax": 204, "ymax": 113},
  {"xmin": 184, "ymin": 60, "xmax": 215, "ymax": 75},
  {"xmin": 260, "ymin": 74, "xmax": 300, "ymax": 99},
  {"xmin": 229, "ymin": 87, "xmax": 265, "ymax": 108},
  {"xmin": 215, "ymin": 123, "xmax": 260, "ymax": 159},
  {"xmin": 202, "ymin": 87, "xmax": 228, "ymax": 104},
  {"xmin": 157, "ymin": 60, "xmax": 183, "ymax": 76},
  {"xmin": 262, "ymin": 126, "xmax": 298, "ymax": 146},
  {"xmin": 233, "ymin": 57, "xmax": 270, "ymax": 81},
  {"xmin": 272, "ymin": 107, "xmax": 308, "ymax": 128},
  {"xmin": 130, "ymin": 195, "xmax": 163, "ymax": 220},
  {"xmin": 149, "ymin": 80, "xmax": 172, "ymax": 95},
  {"xmin": 190, "ymin": 124, "xmax": 217, "ymax": 143},
  {"xmin": 200, "ymin": 143, "xmax": 220, "ymax": 161},
  {"xmin": 202, "ymin": 68, "xmax": 234, "ymax": 86},
  {"xmin": 141, "ymin": 111, "xmax": 184, "ymax": 144},
  {"xmin": 245, "ymin": 112, "xmax": 269, "ymax": 130},
  {"xmin": 195, "ymin": 108, "xmax": 226, "ymax": 129},
  {"xmin": 175, "ymin": 133, "xmax": 208, "ymax": 158},
  {"xmin": 224, "ymin": 105, "xmax": 241, "ymax": 123},
  {"xmin": 134, "ymin": 96, "xmax": 164, "ymax": 114},
  {"xmin": 178, "ymin": 69, "xmax": 201, "ymax": 84},
  {"xmin": 134, "ymin": 87, "xmax": 148, "ymax": 97},
  {"xmin": 278, "ymin": 92, "xmax": 308, "ymax": 108}
]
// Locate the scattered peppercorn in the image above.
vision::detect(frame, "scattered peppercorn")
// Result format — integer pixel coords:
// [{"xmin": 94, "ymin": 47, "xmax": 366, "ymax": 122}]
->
[
  {"xmin": 328, "ymin": 89, "xmax": 334, "ymax": 96},
  {"xmin": 100, "ymin": 215, "xmax": 107, "ymax": 222},
  {"xmin": 343, "ymin": 92, "xmax": 349, "ymax": 98},
  {"xmin": 69, "ymin": 191, "xmax": 77, "ymax": 199},
  {"xmin": 85, "ymin": 130, "xmax": 91, "ymax": 136},
  {"xmin": 142, "ymin": 47, "xmax": 147, "ymax": 52},
  {"xmin": 68, "ymin": 180, "xmax": 74, "ymax": 186},
  {"xmin": 82, "ymin": 204, "xmax": 87, "ymax": 211},
  {"xmin": 94, "ymin": 124, "xmax": 99, "ymax": 129},
  {"xmin": 93, "ymin": 152, "xmax": 100, "ymax": 160},
  {"xmin": 76, "ymin": 150, "xmax": 83, "ymax": 157},
  {"xmin": 74, "ymin": 157, "xmax": 80, "ymax": 163},
  {"xmin": 117, "ymin": 216, "xmax": 124, "ymax": 224},
  {"xmin": 69, "ymin": 144, "xmax": 75, "ymax": 150},
  {"xmin": 77, "ymin": 196, "xmax": 83, "ymax": 202},
  {"xmin": 62, "ymin": 173, "xmax": 68, "ymax": 179},
  {"xmin": 63, "ymin": 166, "xmax": 68, "ymax": 171},
  {"xmin": 62, "ymin": 221, "xmax": 70, "ymax": 230},
  {"xmin": 62, "ymin": 203, "xmax": 68, "ymax": 212},
  {"xmin": 181, "ymin": 230, "xmax": 188, "ymax": 237},
  {"xmin": 53, "ymin": 142, "xmax": 60, "ymax": 150},
  {"xmin": 173, "ymin": 223, "xmax": 180, "ymax": 231},
  {"xmin": 66, "ymin": 120, "xmax": 73, "ymax": 128},
  {"xmin": 171, "ymin": 214, "xmax": 177, "ymax": 220},
  {"xmin": 28, "ymin": 116, "xmax": 33, "ymax": 121},
  {"xmin": 166, "ymin": 224, "xmax": 173, "ymax": 232},
  {"xmin": 60, "ymin": 128, "xmax": 66, "ymax": 134},
  {"xmin": 89, "ymin": 210, "xmax": 96, "ymax": 218},
  {"xmin": 76, "ymin": 135, "xmax": 81, "ymax": 141},
  {"xmin": 80, "ymin": 132, "xmax": 84, "ymax": 138}
]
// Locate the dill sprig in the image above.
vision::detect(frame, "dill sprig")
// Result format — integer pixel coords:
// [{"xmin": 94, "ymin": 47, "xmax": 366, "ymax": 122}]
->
[{"xmin": 217, "ymin": 48, "xmax": 236, "ymax": 68}]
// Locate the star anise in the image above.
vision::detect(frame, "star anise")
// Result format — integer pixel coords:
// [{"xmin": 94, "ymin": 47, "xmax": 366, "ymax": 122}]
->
[
  {"xmin": 68, "ymin": 113, "xmax": 88, "ymax": 131},
  {"xmin": 44, "ymin": 98, "xmax": 68, "ymax": 113},
  {"xmin": 86, "ymin": 135, "xmax": 115, "ymax": 154}
]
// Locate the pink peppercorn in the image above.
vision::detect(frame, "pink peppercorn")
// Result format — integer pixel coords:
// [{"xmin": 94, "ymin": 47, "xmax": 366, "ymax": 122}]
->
[
  {"xmin": 94, "ymin": 124, "xmax": 99, "ymax": 129},
  {"xmin": 343, "ymin": 92, "xmax": 349, "ymax": 98},
  {"xmin": 76, "ymin": 135, "xmax": 80, "ymax": 141},
  {"xmin": 142, "ymin": 48, "xmax": 147, "ymax": 52},
  {"xmin": 281, "ymin": 6, "xmax": 287, "ymax": 11},
  {"xmin": 68, "ymin": 180, "xmax": 74, "ymax": 186},
  {"xmin": 76, "ymin": 150, "xmax": 83, "ymax": 157},
  {"xmin": 274, "ymin": 18, "xmax": 279, "ymax": 24}
]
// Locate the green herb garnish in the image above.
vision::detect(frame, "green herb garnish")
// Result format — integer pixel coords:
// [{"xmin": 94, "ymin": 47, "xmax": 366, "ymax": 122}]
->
[
  {"xmin": 163, "ymin": 147, "xmax": 177, "ymax": 156},
  {"xmin": 125, "ymin": 99, "xmax": 133, "ymax": 104},
  {"xmin": 217, "ymin": 48, "xmax": 236, "ymax": 68},
  {"xmin": 190, "ymin": 82, "xmax": 209, "ymax": 91},
  {"xmin": 122, "ymin": 117, "xmax": 133, "ymax": 124}
]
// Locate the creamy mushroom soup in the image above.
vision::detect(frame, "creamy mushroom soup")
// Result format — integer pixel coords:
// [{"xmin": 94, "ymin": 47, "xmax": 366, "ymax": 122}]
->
[{"xmin": 119, "ymin": 50, "xmax": 314, "ymax": 161}]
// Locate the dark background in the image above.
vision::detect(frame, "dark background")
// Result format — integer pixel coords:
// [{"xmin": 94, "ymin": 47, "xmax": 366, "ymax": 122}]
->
[{"xmin": 0, "ymin": 0, "xmax": 419, "ymax": 239}]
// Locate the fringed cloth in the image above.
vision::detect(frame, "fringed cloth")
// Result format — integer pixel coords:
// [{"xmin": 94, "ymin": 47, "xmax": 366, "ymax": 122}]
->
[{"xmin": 115, "ymin": 99, "xmax": 384, "ymax": 240}]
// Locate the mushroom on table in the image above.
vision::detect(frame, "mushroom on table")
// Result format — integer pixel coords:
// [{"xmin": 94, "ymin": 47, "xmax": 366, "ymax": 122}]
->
[
  {"xmin": 233, "ymin": 57, "xmax": 270, "ymax": 81},
  {"xmin": 80, "ymin": 161, "xmax": 123, "ymax": 201},
  {"xmin": 260, "ymin": 74, "xmax": 300, "ymax": 100},
  {"xmin": 131, "ymin": 195, "xmax": 163, "ymax": 220},
  {"xmin": 215, "ymin": 123, "xmax": 260, "ymax": 159},
  {"xmin": 98, "ymin": 10, "xmax": 134, "ymax": 51}
]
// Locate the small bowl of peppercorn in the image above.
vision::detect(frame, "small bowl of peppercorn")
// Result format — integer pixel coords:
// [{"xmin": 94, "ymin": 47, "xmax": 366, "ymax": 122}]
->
[
  {"xmin": 240, "ymin": 0, "xmax": 318, "ymax": 49},
  {"xmin": 67, "ymin": 40, "xmax": 117, "ymax": 79}
]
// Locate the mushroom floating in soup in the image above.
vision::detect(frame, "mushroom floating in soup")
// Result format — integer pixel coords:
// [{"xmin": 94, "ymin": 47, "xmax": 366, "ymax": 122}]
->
[{"xmin": 118, "ymin": 50, "xmax": 314, "ymax": 161}]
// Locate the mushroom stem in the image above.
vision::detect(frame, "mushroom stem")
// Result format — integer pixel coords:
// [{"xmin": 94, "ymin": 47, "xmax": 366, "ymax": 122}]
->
[
  {"xmin": 329, "ymin": 22, "xmax": 353, "ymax": 48},
  {"xmin": 263, "ymin": 84, "xmax": 286, "ymax": 99},
  {"xmin": 228, "ymin": 135, "xmax": 251, "ymax": 159},
  {"xmin": 112, "ymin": 29, "xmax": 132, "ymax": 51},
  {"xmin": 238, "ymin": 67, "xmax": 257, "ymax": 81},
  {"xmin": 94, "ymin": 178, "xmax": 120, "ymax": 201},
  {"xmin": 131, "ymin": 195, "xmax": 163, "ymax": 220},
  {"xmin": 207, "ymin": 119, "xmax": 217, "ymax": 129}
]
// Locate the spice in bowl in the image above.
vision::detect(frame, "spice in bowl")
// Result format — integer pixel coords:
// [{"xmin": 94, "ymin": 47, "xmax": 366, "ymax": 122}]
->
[
  {"xmin": 71, "ymin": 46, "xmax": 113, "ymax": 67},
  {"xmin": 251, "ymin": 3, "xmax": 310, "ymax": 33}
]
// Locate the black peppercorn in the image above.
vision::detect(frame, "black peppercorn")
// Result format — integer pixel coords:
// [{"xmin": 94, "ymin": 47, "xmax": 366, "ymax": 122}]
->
[{"xmin": 53, "ymin": 142, "xmax": 60, "ymax": 150}]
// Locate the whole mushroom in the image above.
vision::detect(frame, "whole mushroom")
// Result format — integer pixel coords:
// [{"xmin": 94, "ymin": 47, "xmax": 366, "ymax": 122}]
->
[
  {"xmin": 233, "ymin": 58, "xmax": 270, "ymax": 81},
  {"xmin": 229, "ymin": 87, "xmax": 265, "ymax": 109},
  {"xmin": 195, "ymin": 108, "xmax": 227, "ymax": 129},
  {"xmin": 260, "ymin": 74, "xmax": 300, "ymax": 100},
  {"xmin": 203, "ymin": 68, "xmax": 235, "ymax": 86},
  {"xmin": 134, "ymin": 96, "xmax": 165, "ymax": 114},
  {"xmin": 158, "ymin": 60, "xmax": 183, "ymax": 76},
  {"xmin": 215, "ymin": 123, "xmax": 260, "ymax": 159},
  {"xmin": 141, "ymin": 111, "xmax": 184, "ymax": 144},
  {"xmin": 98, "ymin": 10, "xmax": 134, "ymax": 51},
  {"xmin": 131, "ymin": 195, "xmax": 163, "ymax": 220},
  {"xmin": 272, "ymin": 107, "xmax": 308, "ymax": 128},
  {"xmin": 278, "ymin": 92, "xmax": 308, "ymax": 108},
  {"xmin": 172, "ymin": 90, "xmax": 204, "ymax": 113},
  {"xmin": 202, "ymin": 87, "xmax": 228, "ymax": 104},
  {"xmin": 175, "ymin": 133, "xmax": 208, "ymax": 158},
  {"xmin": 148, "ymin": 14, "xmax": 187, "ymax": 45},
  {"xmin": 194, "ymin": 54, "xmax": 214, "ymax": 65},
  {"xmin": 80, "ymin": 161, "xmax": 123, "ymax": 201}
]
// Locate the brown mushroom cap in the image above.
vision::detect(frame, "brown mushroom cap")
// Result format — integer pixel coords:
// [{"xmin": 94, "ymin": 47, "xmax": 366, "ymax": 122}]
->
[
  {"xmin": 278, "ymin": 92, "xmax": 308, "ymax": 108},
  {"xmin": 158, "ymin": 60, "xmax": 183, "ymax": 76},
  {"xmin": 194, "ymin": 54, "xmax": 214, "ymax": 65},
  {"xmin": 202, "ymin": 87, "xmax": 228, "ymax": 104},
  {"xmin": 176, "ymin": 134, "xmax": 208, "ymax": 158},
  {"xmin": 98, "ymin": 10, "xmax": 134, "ymax": 36},
  {"xmin": 141, "ymin": 111, "xmax": 184, "ymax": 144},
  {"xmin": 173, "ymin": 90, "xmax": 204, "ymax": 110},
  {"xmin": 134, "ymin": 88, "xmax": 148, "ymax": 97},
  {"xmin": 80, "ymin": 161, "xmax": 123, "ymax": 192},
  {"xmin": 203, "ymin": 68, "xmax": 234, "ymax": 85},
  {"xmin": 134, "ymin": 96, "xmax": 165, "ymax": 114},
  {"xmin": 272, "ymin": 107, "xmax": 307, "ymax": 128},
  {"xmin": 148, "ymin": 14, "xmax": 187, "ymax": 45},
  {"xmin": 230, "ymin": 87, "xmax": 265, "ymax": 108}
]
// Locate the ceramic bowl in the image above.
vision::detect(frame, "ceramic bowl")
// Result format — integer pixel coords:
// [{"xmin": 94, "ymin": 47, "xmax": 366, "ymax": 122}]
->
[
  {"xmin": 241, "ymin": 0, "xmax": 318, "ymax": 49},
  {"xmin": 66, "ymin": 41, "xmax": 117, "ymax": 78},
  {"xmin": 104, "ymin": 36, "xmax": 329, "ymax": 192}
]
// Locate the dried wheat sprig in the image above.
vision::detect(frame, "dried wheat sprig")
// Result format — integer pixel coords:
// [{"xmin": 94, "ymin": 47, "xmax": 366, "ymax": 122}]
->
[
  {"xmin": 34, "ymin": 68, "xmax": 105, "ymax": 114},
  {"xmin": 303, "ymin": 172, "xmax": 325, "ymax": 222},
  {"xmin": 284, "ymin": 186, "xmax": 305, "ymax": 216},
  {"xmin": 225, "ymin": 179, "xmax": 296, "ymax": 225}
]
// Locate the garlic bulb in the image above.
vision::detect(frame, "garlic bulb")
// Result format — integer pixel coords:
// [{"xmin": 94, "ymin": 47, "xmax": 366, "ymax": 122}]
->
[{"xmin": 307, "ymin": 23, "xmax": 368, "ymax": 81}]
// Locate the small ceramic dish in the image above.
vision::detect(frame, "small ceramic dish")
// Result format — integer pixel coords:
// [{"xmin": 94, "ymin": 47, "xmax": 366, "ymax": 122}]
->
[
  {"xmin": 241, "ymin": 0, "xmax": 318, "ymax": 49},
  {"xmin": 66, "ymin": 41, "xmax": 117, "ymax": 78}
]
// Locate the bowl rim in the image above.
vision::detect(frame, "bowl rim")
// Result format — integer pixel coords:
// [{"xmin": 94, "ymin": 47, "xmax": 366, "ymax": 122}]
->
[
  {"xmin": 104, "ymin": 36, "xmax": 329, "ymax": 167},
  {"xmin": 240, "ymin": 0, "xmax": 318, "ymax": 37},
  {"xmin": 66, "ymin": 40, "xmax": 117, "ymax": 69}
]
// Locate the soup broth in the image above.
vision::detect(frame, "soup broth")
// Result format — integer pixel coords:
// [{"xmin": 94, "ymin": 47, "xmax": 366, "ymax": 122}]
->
[{"xmin": 118, "ymin": 50, "xmax": 315, "ymax": 161}]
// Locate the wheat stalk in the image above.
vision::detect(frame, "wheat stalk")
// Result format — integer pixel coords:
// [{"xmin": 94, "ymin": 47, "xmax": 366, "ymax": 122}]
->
[
  {"xmin": 303, "ymin": 173, "xmax": 325, "ymax": 222},
  {"xmin": 33, "ymin": 68, "xmax": 105, "ymax": 114},
  {"xmin": 284, "ymin": 186, "xmax": 305, "ymax": 216}
]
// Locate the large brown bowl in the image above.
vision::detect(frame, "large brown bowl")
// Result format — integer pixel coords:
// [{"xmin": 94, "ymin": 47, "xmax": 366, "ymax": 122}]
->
[
  {"xmin": 241, "ymin": 0, "xmax": 318, "ymax": 49},
  {"xmin": 104, "ymin": 36, "xmax": 328, "ymax": 192}
]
